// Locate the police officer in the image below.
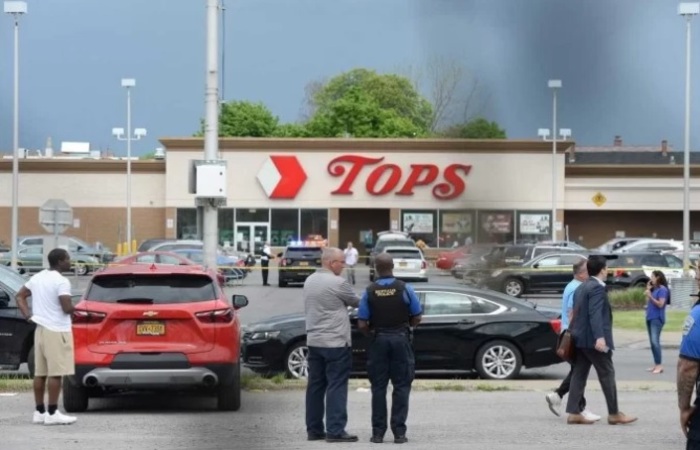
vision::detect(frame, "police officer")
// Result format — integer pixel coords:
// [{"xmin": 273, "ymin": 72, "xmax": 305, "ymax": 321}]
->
[
  {"xmin": 357, "ymin": 252, "xmax": 422, "ymax": 445},
  {"xmin": 261, "ymin": 241, "xmax": 271, "ymax": 286},
  {"xmin": 678, "ymin": 281, "xmax": 700, "ymax": 447}
]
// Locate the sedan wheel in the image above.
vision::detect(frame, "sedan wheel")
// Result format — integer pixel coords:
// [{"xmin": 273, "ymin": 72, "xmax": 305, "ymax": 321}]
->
[
  {"xmin": 475, "ymin": 340, "xmax": 522, "ymax": 380},
  {"xmin": 285, "ymin": 342, "xmax": 309, "ymax": 379},
  {"xmin": 74, "ymin": 263, "xmax": 89, "ymax": 276},
  {"xmin": 503, "ymin": 278, "xmax": 524, "ymax": 297}
]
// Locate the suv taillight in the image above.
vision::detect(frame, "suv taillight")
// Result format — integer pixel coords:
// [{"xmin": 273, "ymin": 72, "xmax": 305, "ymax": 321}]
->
[
  {"xmin": 195, "ymin": 308, "xmax": 233, "ymax": 324},
  {"xmin": 72, "ymin": 310, "xmax": 106, "ymax": 324},
  {"xmin": 614, "ymin": 269, "xmax": 629, "ymax": 278},
  {"xmin": 550, "ymin": 319, "xmax": 562, "ymax": 335}
]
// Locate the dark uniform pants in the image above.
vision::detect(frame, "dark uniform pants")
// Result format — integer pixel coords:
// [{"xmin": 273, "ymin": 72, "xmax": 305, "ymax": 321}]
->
[
  {"xmin": 261, "ymin": 259, "xmax": 269, "ymax": 285},
  {"xmin": 687, "ymin": 408, "xmax": 700, "ymax": 450},
  {"xmin": 367, "ymin": 332, "xmax": 415, "ymax": 438}
]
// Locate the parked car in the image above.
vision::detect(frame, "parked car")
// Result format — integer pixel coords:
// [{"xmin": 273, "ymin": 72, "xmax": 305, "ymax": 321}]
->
[
  {"xmin": 109, "ymin": 251, "xmax": 229, "ymax": 287},
  {"xmin": 242, "ymin": 284, "xmax": 562, "ymax": 380},
  {"xmin": 17, "ymin": 234, "xmax": 115, "ymax": 263},
  {"xmin": 277, "ymin": 245, "xmax": 323, "ymax": 287},
  {"xmin": 606, "ymin": 251, "xmax": 693, "ymax": 290},
  {"xmin": 381, "ymin": 246, "xmax": 429, "ymax": 282},
  {"xmin": 0, "ymin": 246, "xmax": 101, "ymax": 276},
  {"xmin": 0, "ymin": 265, "xmax": 81, "ymax": 377},
  {"xmin": 171, "ymin": 248, "xmax": 248, "ymax": 284},
  {"xmin": 612, "ymin": 238, "xmax": 683, "ymax": 254},
  {"xmin": 368, "ymin": 234, "xmax": 417, "ymax": 281},
  {"xmin": 595, "ymin": 237, "xmax": 644, "ymax": 253},
  {"xmin": 63, "ymin": 263, "xmax": 249, "ymax": 412},
  {"xmin": 435, "ymin": 245, "xmax": 471, "ymax": 271},
  {"xmin": 475, "ymin": 252, "xmax": 590, "ymax": 297}
]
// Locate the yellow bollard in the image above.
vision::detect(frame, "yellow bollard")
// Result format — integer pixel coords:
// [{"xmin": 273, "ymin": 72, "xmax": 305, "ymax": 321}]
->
[
  {"xmin": 132, "ymin": 240, "xmax": 138, "ymax": 255},
  {"xmin": 116, "ymin": 242, "xmax": 122, "ymax": 257}
]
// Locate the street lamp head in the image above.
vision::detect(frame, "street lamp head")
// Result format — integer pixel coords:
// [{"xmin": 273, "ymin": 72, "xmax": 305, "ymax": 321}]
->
[
  {"xmin": 559, "ymin": 128, "xmax": 572, "ymax": 139},
  {"xmin": 548, "ymin": 79, "xmax": 562, "ymax": 89},
  {"xmin": 121, "ymin": 78, "xmax": 136, "ymax": 88},
  {"xmin": 134, "ymin": 128, "xmax": 147, "ymax": 138},
  {"xmin": 4, "ymin": 1, "xmax": 27, "ymax": 14},
  {"xmin": 679, "ymin": 3, "xmax": 700, "ymax": 16},
  {"xmin": 538, "ymin": 128, "xmax": 551, "ymax": 139},
  {"xmin": 112, "ymin": 127, "xmax": 125, "ymax": 138}
]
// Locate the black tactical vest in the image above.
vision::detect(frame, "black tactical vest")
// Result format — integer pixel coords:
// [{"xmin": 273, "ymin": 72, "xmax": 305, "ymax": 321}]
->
[{"xmin": 366, "ymin": 278, "xmax": 410, "ymax": 331}]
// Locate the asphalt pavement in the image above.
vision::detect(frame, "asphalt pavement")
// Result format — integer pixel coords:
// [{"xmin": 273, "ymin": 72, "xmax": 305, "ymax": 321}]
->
[{"xmin": 0, "ymin": 389, "xmax": 685, "ymax": 450}]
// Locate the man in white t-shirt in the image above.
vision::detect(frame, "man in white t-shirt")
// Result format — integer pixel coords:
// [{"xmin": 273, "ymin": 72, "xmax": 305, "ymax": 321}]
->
[
  {"xmin": 16, "ymin": 248, "xmax": 78, "ymax": 426},
  {"xmin": 344, "ymin": 241, "xmax": 359, "ymax": 285}
]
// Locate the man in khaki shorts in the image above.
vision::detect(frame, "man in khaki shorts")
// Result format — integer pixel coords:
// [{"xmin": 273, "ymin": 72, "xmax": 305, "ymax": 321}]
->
[{"xmin": 16, "ymin": 248, "xmax": 78, "ymax": 425}]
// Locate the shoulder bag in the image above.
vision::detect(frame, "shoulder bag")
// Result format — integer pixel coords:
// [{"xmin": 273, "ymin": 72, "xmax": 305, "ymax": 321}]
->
[{"xmin": 556, "ymin": 302, "xmax": 579, "ymax": 362}]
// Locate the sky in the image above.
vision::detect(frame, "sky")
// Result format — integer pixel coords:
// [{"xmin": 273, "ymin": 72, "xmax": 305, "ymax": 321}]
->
[{"xmin": 0, "ymin": 0, "xmax": 696, "ymax": 155}]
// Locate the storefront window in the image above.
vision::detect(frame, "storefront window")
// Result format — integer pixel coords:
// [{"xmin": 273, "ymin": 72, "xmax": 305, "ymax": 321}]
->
[
  {"xmin": 271, "ymin": 209, "xmax": 299, "ymax": 246},
  {"xmin": 516, "ymin": 211, "xmax": 552, "ymax": 244},
  {"xmin": 300, "ymin": 209, "xmax": 328, "ymax": 240},
  {"xmin": 438, "ymin": 210, "xmax": 474, "ymax": 248},
  {"xmin": 176, "ymin": 208, "xmax": 197, "ymax": 239},
  {"xmin": 476, "ymin": 210, "xmax": 515, "ymax": 244},
  {"xmin": 219, "ymin": 208, "xmax": 234, "ymax": 246},
  {"xmin": 235, "ymin": 208, "xmax": 269, "ymax": 223},
  {"xmin": 401, "ymin": 210, "xmax": 438, "ymax": 248}
]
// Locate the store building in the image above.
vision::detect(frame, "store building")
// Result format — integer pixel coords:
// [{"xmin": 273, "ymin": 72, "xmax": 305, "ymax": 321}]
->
[{"xmin": 0, "ymin": 136, "xmax": 699, "ymax": 253}]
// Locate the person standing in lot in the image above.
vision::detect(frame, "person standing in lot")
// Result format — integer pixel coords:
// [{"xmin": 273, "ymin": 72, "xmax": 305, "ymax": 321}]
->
[
  {"xmin": 303, "ymin": 247, "xmax": 361, "ymax": 443},
  {"xmin": 545, "ymin": 258, "xmax": 600, "ymax": 421},
  {"xmin": 15, "ymin": 248, "xmax": 78, "ymax": 425},
  {"xmin": 357, "ymin": 253, "xmax": 422, "ymax": 444},
  {"xmin": 344, "ymin": 241, "xmax": 359, "ymax": 285},
  {"xmin": 565, "ymin": 255, "xmax": 637, "ymax": 426},
  {"xmin": 261, "ymin": 241, "xmax": 272, "ymax": 286},
  {"xmin": 645, "ymin": 270, "xmax": 669, "ymax": 374}
]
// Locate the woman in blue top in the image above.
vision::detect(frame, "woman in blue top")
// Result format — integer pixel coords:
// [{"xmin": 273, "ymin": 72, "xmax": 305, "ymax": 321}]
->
[{"xmin": 644, "ymin": 270, "xmax": 669, "ymax": 374}]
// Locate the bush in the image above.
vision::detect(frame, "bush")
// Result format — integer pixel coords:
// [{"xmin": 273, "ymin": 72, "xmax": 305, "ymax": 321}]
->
[{"xmin": 608, "ymin": 288, "xmax": 646, "ymax": 310}]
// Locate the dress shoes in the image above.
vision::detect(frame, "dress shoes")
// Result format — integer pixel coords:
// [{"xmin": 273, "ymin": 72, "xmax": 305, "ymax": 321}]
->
[
  {"xmin": 326, "ymin": 433, "xmax": 359, "ymax": 443},
  {"xmin": 307, "ymin": 433, "xmax": 326, "ymax": 441},
  {"xmin": 394, "ymin": 436, "xmax": 408, "ymax": 444},
  {"xmin": 567, "ymin": 413, "xmax": 596, "ymax": 425},
  {"xmin": 370, "ymin": 436, "xmax": 384, "ymax": 443},
  {"xmin": 608, "ymin": 413, "xmax": 638, "ymax": 425}
]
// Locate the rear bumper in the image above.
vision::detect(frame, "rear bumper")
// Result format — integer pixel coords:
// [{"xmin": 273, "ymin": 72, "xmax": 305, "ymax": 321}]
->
[
  {"xmin": 72, "ymin": 363, "xmax": 237, "ymax": 389},
  {"xmin": 279, "ymin": 269, "xmax": 316, "ymax": 282}
]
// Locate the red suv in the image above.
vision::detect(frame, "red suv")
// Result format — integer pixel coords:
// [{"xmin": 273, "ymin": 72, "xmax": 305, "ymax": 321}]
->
[{"xmin": 62, "ymin": 263, "xmax": 248, "ymax": 412}]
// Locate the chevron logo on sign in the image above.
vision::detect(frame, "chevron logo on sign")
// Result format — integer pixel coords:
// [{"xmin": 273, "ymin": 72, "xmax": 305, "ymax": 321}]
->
[{"xmin": 256, "ymin": 155, "xmax": 308, "ymax": 199}]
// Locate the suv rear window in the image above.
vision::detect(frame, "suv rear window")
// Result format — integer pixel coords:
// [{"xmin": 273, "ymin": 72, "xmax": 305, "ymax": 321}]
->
[
  {"xmin": 376, "ymin": 239, "xmax": 415, "ymax": 250},
  {"xmin": 285, "ymin": 247, "xmax": 323, "ymax": 259},
  {"xmin": 87, "ymin": 274, "xmax": 218, "ymax": 304},
  {"xmin": 385, "ymin": 249, "xmax": 422, "ymax": 259}
]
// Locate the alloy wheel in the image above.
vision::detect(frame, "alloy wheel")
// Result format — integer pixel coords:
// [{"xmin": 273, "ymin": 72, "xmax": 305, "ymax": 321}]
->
[
  {"xmin": 287, "ymin": 345, "xmax": 309, "ymax": 379},
  {"xmin": 481, "ymin": 344, "xmax": 517, "ymax": 379}
]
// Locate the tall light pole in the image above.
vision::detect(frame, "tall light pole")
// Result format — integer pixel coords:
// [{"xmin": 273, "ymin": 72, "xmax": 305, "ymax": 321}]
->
[
  {"xmin": 680, "ymin": 3, "xmax": 699, "ymax": 276},
  {"xmin": 112, "ymin": 78, "xmax": 147, "ymax": 254},
  {"xmin": 4, "ymin": 1, "xmax": 27, "ymax": 271}
]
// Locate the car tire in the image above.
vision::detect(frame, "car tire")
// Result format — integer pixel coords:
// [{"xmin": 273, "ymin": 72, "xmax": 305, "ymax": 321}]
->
[
  {"xmin": 279, "ymin": 279, "xmax": 287, "ymax": 288},
  {"xmin": 475, "ymin": 340, "xmax": 522, "ymax": 380},
  {"xmin": 74, "ymin": 263, "xmax": 89, "ymax": 276},
  {"xmin": 503, "ymin": 278, "xmax": 524, "ymax": 297},
  {"xmin": 62, "ymin": 376, "xmax": 89, "ymax": 413},
  {"xmin": 217, "ymin": 363, "xmax": 241, "ymax": 411},
  {"xmin": 633, "ymin": 279, "xmax": 648, "ymax": 289},
  {"xmin": 284, "ymin": 341, "xmax": 309, "ymax": 379},
  {"xmin": 27, "ymin": 346, "xmax": 35, "ymax": 379}
]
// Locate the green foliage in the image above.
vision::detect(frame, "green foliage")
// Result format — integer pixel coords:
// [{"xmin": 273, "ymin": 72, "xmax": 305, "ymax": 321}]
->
[
  {"xmin": 139, "ymin": 151, "xmax": 156, "ymax": 160},
  {"xmin": 441, "ymin": 117, "xmax": 507, "ymax": 139},
  {"xmin": 608, "ymin": 288, "xmax": 647, "ymax": 310},
  {"xmin": 306, "ymin": 69, "xmax": 433, "ymax": 138},
  {"xmin": 218, "ymin": 101, "xmax": 280, "ymax": 137}
]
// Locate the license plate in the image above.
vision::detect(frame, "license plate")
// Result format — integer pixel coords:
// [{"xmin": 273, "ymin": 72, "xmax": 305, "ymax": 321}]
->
[
  {"xmin": 136, "ymin": 321, "xmax": 165, "ymax": 336},
  {"xmin": 299, "ymin": 262, "xmax": 309, "ymax": 266},
  {"xmin": 399, "ymin": 262, "xmax": 407, "ymax": 267}
]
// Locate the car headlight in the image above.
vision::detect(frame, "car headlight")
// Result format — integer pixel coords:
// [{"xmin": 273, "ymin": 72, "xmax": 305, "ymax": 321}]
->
[
  {"xmin": 249, "ymin": 330, "xmax": 281, "ymax": 340},
  {"xmin": 491, "ymin": 270, "xmax": 503, "ymax": 277}
]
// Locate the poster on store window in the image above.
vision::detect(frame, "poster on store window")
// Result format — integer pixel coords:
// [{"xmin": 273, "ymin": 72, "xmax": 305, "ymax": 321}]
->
[
  {"xmin": 480, "ymin": 213, "xmax": 512, "ymax": 234},
  {"xmin": 441, "ymin": 213, "xmax": 473, "ymax": 234},
  {"xmin": 402, "ymin": 213, "xmax": 433, "ymax": 233},
  {"xmin": 519, "ymin": 213, "xmax": 550, "ymax": 235}
]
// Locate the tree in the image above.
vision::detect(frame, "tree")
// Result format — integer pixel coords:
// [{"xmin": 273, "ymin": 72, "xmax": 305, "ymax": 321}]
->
[
  {"xmin": 303, "ymin": 68, "xmax": 433, "ymax": 137},
  {"xmin": 196, "ymin": 100, "xmax": 280, "ymax": 137},
  {"xmin": 442, "ymin": 117, "xmax": 507, "ymax": 139}
]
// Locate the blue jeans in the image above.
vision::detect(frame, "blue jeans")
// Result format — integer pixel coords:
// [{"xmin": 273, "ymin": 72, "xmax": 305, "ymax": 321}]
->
[
  {"xmin": 647, "ymin": 318, "xmax": 664, "ymax": 365},
  {"xmin": 305, "ymin": 346, "xmax": 352, "ymax": 437},
  {"xmin": 367, "ymin": 332, "xmax": 415, "ymax": 438}
]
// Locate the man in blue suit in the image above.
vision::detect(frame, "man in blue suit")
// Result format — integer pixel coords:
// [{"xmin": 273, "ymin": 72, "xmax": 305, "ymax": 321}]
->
[{"xmin": 565, "ymin": 255, "xmax": 638, "ymax": 425}]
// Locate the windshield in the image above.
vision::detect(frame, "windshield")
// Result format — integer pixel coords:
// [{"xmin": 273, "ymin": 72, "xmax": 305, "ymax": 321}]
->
[
  {"xmin": 285, "ymin": 248, "xmax": 323, "ymax": 258},
  {"xmin": 0, "ymin": 266, "xmax": 26, "ymax": 293},
  {"xmin": 386, "ymin": 249, "xmax": 422, "ymax": 259},
  {"xmin": 86, "ymin": 274, "xmax": 217, "ymax": 304}
]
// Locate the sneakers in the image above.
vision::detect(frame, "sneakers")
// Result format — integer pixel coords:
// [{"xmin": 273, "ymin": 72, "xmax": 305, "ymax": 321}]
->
[
  {"xmin": 581, "ymin": 409, "xmax": 602, "ymax": 422},
  {"xmin": 545, "ymin": 392, "xmax": 562, "ymax": 416},
  {"xmin": 43, "ymin": 410, "xmax": 77, "ymax": 426},
  {"xmin": 32, "ymin": 411, "xmax": 46, "ymax": 424}
]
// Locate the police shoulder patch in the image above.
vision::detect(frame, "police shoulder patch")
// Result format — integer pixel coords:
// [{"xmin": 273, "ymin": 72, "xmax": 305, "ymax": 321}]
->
[{"xmin": 683, "ymin": 315, "xmax": 695, "ymax": 336}]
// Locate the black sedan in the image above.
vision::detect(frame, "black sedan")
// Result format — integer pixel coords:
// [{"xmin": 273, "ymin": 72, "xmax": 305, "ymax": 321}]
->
[{"xmin": 241, "ymin": 284, "xmax": 563, "ymax": 380}]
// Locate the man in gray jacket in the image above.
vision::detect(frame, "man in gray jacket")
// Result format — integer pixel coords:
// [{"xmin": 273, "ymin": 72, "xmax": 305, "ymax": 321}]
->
[{"xmin": 304, "ymin": 247, "xmax": 361, "ymax": 443}]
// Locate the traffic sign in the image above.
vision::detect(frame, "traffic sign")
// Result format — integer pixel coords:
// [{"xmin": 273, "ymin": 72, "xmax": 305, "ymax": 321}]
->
[{"xmin": 39, "ymin": 198, "xmax": 73, "ymax": 234}]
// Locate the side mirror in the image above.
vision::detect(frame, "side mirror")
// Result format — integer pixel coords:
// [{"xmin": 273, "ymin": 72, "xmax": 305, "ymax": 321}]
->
[
  {"xmin": 533, "ymin": 263, "xmax": 539, "ymax": 269},
  {"xmin": 232, "ymin": 294, "xmax": 249, "ymax": 309},
  {"xmin": 0, "ymin": 291, "xmax": 10, "ymax": 309},
  {"xmin": 277, "ymin": 252, "xmax": 283, "ymax": 258}
]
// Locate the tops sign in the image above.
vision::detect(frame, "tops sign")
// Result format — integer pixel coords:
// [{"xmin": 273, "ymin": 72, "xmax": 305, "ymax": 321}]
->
[{"xmin": 327, "ymin": 155, "xmax": 471, "ymax": 200}]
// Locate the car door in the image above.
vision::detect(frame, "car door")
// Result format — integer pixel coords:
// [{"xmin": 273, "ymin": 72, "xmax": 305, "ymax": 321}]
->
[
  {"xmin": 412, "ymin": 290, "xmax": 486, "ymax": 371},
  {"xmin": 526, "ymin": 255, "xmax": 562, "ymax": 290},
  {"xmin": 661, "ymin": 254, "xmax": 685, "ymax": 280},
  {"xmin": 0, "ymin": 281, "xmax": 32, "ymax": 369}
]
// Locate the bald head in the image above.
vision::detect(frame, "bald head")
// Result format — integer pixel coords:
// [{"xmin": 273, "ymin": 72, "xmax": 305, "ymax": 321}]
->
[
  {"xmin": 375, "ymin": 252, "xmax": 394, "ymax": 277},
  {"xmin": 322, "ymin": 247, "xmax": 345, "ymax": 275}
]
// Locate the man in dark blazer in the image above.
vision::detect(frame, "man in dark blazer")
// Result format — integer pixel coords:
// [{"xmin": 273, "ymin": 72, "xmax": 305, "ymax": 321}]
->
[{"xmin": 565, "ymin": 255, "xmax": 638, "ymax": 425}]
